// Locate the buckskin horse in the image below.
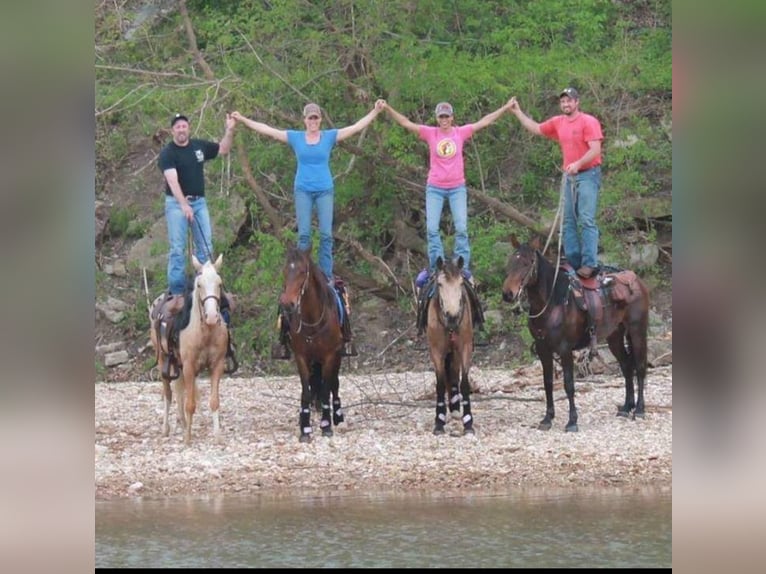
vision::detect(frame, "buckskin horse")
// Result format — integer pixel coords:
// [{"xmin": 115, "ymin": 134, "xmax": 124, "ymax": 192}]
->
[
  {"xmin": 426, "ymin": 256, "xmax": 475, "ymax": 435},
  {"xmin": 501, "ymin": 234, "xmax": 650, "ymax": 432},
  {"xmin": 149, "ymin": 254, "xmax": 229, "ymax": 445},
  {"xmin": 278, "ymin": 246, "xmax": 346, "ymax": 442}
]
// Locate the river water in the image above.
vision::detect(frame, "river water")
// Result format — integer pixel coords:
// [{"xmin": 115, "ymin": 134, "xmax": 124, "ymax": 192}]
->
[{"xmin": 96, "ymin": 486, "xmax": 670, "ymax": 568}]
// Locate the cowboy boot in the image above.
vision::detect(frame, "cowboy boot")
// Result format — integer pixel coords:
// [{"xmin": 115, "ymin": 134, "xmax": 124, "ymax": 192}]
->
[
  {"xmin": 341, "ymin": 317, "xmax": 358, "ymax": 357},
  {"xmin": 270, "ymin": 310, "xmax": 292, "ymax": 360}
]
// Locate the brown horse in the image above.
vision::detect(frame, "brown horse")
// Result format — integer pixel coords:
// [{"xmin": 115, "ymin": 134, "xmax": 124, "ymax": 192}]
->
[
  {"xmin": 501, "ymin": 235, "xmax": 650, "ymax": 432},
  {"xmin": 149, "ymin": 254, "xmax": 229, "ymax": 445},
  {"xmin": 278, "ymin": 246, "xmax": 345, "ymax": 442},
  {"xmin": 426, "ymin": 256, "xmax": 475, "ymax": 435}
]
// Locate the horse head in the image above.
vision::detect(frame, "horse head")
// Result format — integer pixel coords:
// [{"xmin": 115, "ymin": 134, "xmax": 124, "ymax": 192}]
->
[
  {"xmin": 434, "ymin": 256, "xmax": 467, "ymax": 331},
  {"xmin": 502, "ymin": 234, "xmax": 539, "ymax": 304},
  {"xmin": 279, "ymin": 246, "xmax": 312, "ymax": 315},
  {"xmin": 192, "ymin": 254, "xmax": 224, "ymax": 326}
]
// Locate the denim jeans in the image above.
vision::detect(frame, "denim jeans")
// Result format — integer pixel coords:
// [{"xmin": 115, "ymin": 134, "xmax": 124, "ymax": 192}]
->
[
  {"xmin": 561, "ymin": 166, "xmax": 601, "ymax": 269},
  {"xmin": 165, "ymin": 195, "xmax": 213, "ymax": 295},
  {"xmin": 425, "ymin": 184, "xmax": 470, "ymax": 272},
  {"xmin": 294, "ymin": 187, "xmax": 334, "ymax": 280}
]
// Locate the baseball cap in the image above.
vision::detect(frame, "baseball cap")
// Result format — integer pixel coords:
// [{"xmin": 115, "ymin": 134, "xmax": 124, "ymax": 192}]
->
[
  {"xmin": 434, "ymin": 102, "xmax": 453, "ymax": 117},
  {"xmin": 303, "ymin": 103, "xmax": 322, "ymax": 117},
  {"xmin": 559, "ymin": 87, "xmax": 579, "ymax": 100},
  {"xmin": 171, "ymin": 113, "xmax": 189, "ymax": 127}
]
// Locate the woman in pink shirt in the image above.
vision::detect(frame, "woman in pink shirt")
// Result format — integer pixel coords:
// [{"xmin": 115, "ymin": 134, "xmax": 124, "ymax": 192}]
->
[{"xmin": 384, "ymin": 99, "xmax": 513, "ymax": 286}]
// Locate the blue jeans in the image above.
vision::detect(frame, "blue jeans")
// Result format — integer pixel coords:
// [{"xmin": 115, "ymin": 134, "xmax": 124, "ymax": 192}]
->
[
  {"xmin": 562, "ymin": 166, "xmax": 601, "ymax": 269},
  {"xmin": 294, "ymin": 187, "xmax": 334, "ymax": 280},
  {"xmin": 425, "ymin": 184, "xmax": 470, "ymax": 273},
  {"xmin": 165, "ymin": 196, "xmax": 213, "ymax": 295}
]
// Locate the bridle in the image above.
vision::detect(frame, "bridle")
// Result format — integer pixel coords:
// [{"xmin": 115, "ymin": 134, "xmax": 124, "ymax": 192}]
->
[
  {"xmin": 196, "ymin": 273, "xmax": 222, "ymax": 324},
  {"xmin": 435, "ymin": 273, "xmax": 467, "ymax": 338},
  {"xmin": 510, "ymin": 249, "xmax": 558, "ymax": 319},
  {"xmin": 287, "ymin": 263, "xmax": 328, "ymax": 333}
]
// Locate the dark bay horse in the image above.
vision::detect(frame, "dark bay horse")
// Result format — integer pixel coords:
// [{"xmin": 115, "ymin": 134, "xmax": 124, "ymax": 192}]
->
[
  {"xmin": 149, "ymin": 254, "xmax": 229, "ymax": 445},
  {"xmin": 278, "ymin": 246, "xmax": 345, "ymax": 442},
  {"xmin": 426, "ymin": 256, "xmax": 475, "ymax": 435},
  {"xmin": 501, "ymin": 235, "xmax": 650, "ymax": 432}
]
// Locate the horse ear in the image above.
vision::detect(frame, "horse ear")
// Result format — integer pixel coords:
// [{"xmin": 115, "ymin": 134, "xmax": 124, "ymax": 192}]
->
[
  {"xmin": 510, "ymin": 233, "xmax": 520, "ymax": 249},
  {"xmin": 436, "ymin": 256, "xmax": 444, "ymax": 270},
  {"xmin": 192, "ymin": 255, "xmax": 203, "ymax": 271},
  {"xmin": 214, "ymin": 253, "xmax": 223, "ymax": 270}
]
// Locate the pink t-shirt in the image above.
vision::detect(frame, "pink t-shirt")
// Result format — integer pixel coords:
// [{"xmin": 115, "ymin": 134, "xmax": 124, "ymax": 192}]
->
[
  {"xmin": 539, "ymin": 113, "xmax": 603, "ymax": 170},
  {"xmin": 418, "ymin": 124, "xmax": 475, "ymax": 188}
]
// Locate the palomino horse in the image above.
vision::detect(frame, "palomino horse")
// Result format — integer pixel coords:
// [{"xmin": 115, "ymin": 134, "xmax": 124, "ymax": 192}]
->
[
  {"xmin": 278, "ymin": 246, "xmax": 345, "ymax": 442},
  {"xmin": 501, "ymin": 234, "xmax": 650, "ymax": 432},
  {"xmin": 426, "ymin": 256, "xmax": 475, "ymax": 435},
  {"xmin": 149, "ymin": 254, "xmax": 229, "ymax": 445}
]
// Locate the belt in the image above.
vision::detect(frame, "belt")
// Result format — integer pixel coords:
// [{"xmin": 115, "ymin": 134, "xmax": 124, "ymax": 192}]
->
[
  {"xmin": 577, "ymin": 165, "xmax": 600, "ymax": 174},
  {"xmin": 185, "ymin": 195, "xmax": 203, "ymax": 201}
]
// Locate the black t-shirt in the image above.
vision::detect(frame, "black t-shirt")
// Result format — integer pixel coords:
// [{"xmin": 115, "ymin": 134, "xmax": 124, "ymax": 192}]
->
[{"xmin": 158, "ymin": 139, "xmax": 220, "ymax": 197}]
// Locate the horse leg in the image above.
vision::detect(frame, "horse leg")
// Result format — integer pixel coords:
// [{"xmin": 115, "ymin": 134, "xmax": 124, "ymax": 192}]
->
[
  {"xmin": 560, "ymin": 352, "xmax": 579, "ymax": 432},
  {"xmin": 433, "ymin": 364, "xmax": 448, "ymax": 435},
  {"xmin": 446, "ymin": 353, "xmax": 462, "ymax": 420},
  {"xmin": 209, "ymin": 360, "xmax": 225, "ymax": 443},
  {"xmin": 607, "ymin": 328, "xmax": 636, "ymax": 417},
  {"xmin": 182, "ymin": 368, "xmax": 197, "ymax": 445},
  {"xmin": 459, "ymin": 368, "xmax": 474, "ymax": 435},
  {"xmin": 161, "ymin": 375, "xmax": 172, "ymax": 437},
  {"xmin": 329, "ymin": 360, "xmax": 344, "ymax": 426},
  {"xmin": 297, "ymin": 361, "xmax": 313, "ymax": 443},
  {"xmin": 628, "ymin": 324, "xmax": 649, "ymax": 420},
  {"xmin": 537, "ymin": 343, "xmax": 556, "ymax": 430},
  {"xmin": 173, "ymin": 377, "xmax": 186, "ymax": 435},
  {"xmin": 318, "ymin": 363, "xmax": 334, "ymax": 438}
]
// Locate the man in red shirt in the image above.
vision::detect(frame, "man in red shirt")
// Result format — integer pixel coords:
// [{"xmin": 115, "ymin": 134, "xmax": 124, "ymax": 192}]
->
[{"xmin": 509, "ymin": 88, "xmax": 604, "ymax": 278}]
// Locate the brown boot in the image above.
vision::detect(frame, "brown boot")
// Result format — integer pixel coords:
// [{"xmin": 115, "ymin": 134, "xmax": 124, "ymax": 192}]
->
[{"xmin": 270, "ymin": 313, "xmax": 292, "ymax": 360}]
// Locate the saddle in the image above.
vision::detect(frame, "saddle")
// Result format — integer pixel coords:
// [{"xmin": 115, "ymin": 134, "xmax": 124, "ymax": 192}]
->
[
  {"xmin": 562, "ymin": 263, "xmax": 639, "ymax": 357},
  {"xmin": 150, "ymin": 292, "xmax": 184, "ymax": 379},
  {"xmin": 416, "ymin": 275, "xmax": 485, "ymax": 336}
]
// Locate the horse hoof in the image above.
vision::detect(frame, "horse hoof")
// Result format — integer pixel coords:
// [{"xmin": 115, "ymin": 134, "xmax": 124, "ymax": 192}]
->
[
  {"xmin": 565, "ymin": 424, "xmax": 579, "ymax": 433},
  {"xmin": 433, "ymin": 426, "xmax": 445, "ymax": 435},
  {"xmin": 463, "ymin": 427, "xmax": 475, "ymax": 436},
  {"xmin": 633, "ymin": 412, "xmax": 646, "ymax": 420},
  {"xmin": 299, "ymin": 434, "xmax": 312, "ymax": 443},
  {"xmin": 616, "ymin": 410, "xmax": 630, "ymax": 418},
  {"xmin": 322, "ymin": 429, "xmax": 334, "ymax": 438},
  {"xmin": 538, "ymin": 422, "xmax": 552, "ymax": 431},
  {"xmin": 333, "ymin": 415, "xmax": 345, "ymax": 425}
]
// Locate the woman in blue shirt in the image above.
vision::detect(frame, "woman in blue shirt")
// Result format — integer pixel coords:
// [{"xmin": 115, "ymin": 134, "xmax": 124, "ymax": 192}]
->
[{"xmin": 232, "ymin": 100, "xmax": 385, "ymax": 358}]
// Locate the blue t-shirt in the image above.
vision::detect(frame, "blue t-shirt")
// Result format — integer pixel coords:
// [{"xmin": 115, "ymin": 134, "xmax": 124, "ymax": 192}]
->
[{"xmin": 286, "ymin": 129, "xmax": 338, "ymax": 192}]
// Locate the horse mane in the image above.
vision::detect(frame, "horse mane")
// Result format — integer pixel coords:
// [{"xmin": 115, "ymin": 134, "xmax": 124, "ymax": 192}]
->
[{"xmin": 535, "ymin": 250, "xmax": 570, "ymax": 306}]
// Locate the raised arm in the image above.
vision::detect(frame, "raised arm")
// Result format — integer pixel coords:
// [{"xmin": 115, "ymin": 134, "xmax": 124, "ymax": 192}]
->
[
  {"xmin": 336, "ymin": 99, "xmax": 386, "ymax": 142},
  {"xmin": 507, "ymin": 97, "xmax": 543, "ymax": 136},
  {"xmin": 472, "ymin": 98, "xmax": 514, "ymax": 133},
  {"xmin": 383, "ymin": 103, "xmax": 420, "ymax": 135},
  {"xmin": 217, "ymin": 113, "xmax": 236, "ymax": 155},
  {"xmin": 230, "ymin": 111, "xmax": 288, "ymax": 143}
]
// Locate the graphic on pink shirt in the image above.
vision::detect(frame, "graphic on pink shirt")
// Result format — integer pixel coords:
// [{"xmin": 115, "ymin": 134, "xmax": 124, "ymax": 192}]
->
[{"xmin": 436, "ymin": 138, "xmax": 457, "ymax": 158}]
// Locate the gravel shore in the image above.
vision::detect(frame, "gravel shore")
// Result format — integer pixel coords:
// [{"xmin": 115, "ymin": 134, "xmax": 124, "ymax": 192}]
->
[{"xmin": 95, "ymin": 363, "xmax": 672, "ymax": 500}]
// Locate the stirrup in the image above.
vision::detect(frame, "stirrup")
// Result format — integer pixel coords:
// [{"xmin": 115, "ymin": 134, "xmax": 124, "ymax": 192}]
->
[
  {"xmin": 341, "ymin": 341, "xmax": 358, "ymax": 357},
  {"xmin": 271, "ymin": 342, "xmax": 291, "ymax": 360}
]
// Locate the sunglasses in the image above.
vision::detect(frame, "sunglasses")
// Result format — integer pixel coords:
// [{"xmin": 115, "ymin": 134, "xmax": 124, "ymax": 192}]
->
[
  {"xmin": 306, "ymin": 115, "xmax": 320, "ymax": 120},
  {"xmin": 438, "ymin": 114, "xmax": 452, "ymax": 119}
]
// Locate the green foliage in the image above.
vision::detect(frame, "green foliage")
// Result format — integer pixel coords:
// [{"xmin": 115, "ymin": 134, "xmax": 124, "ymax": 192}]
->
[{"xmin": 108, "ymin": 206, "xmax": 148, "ymax": 239}]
